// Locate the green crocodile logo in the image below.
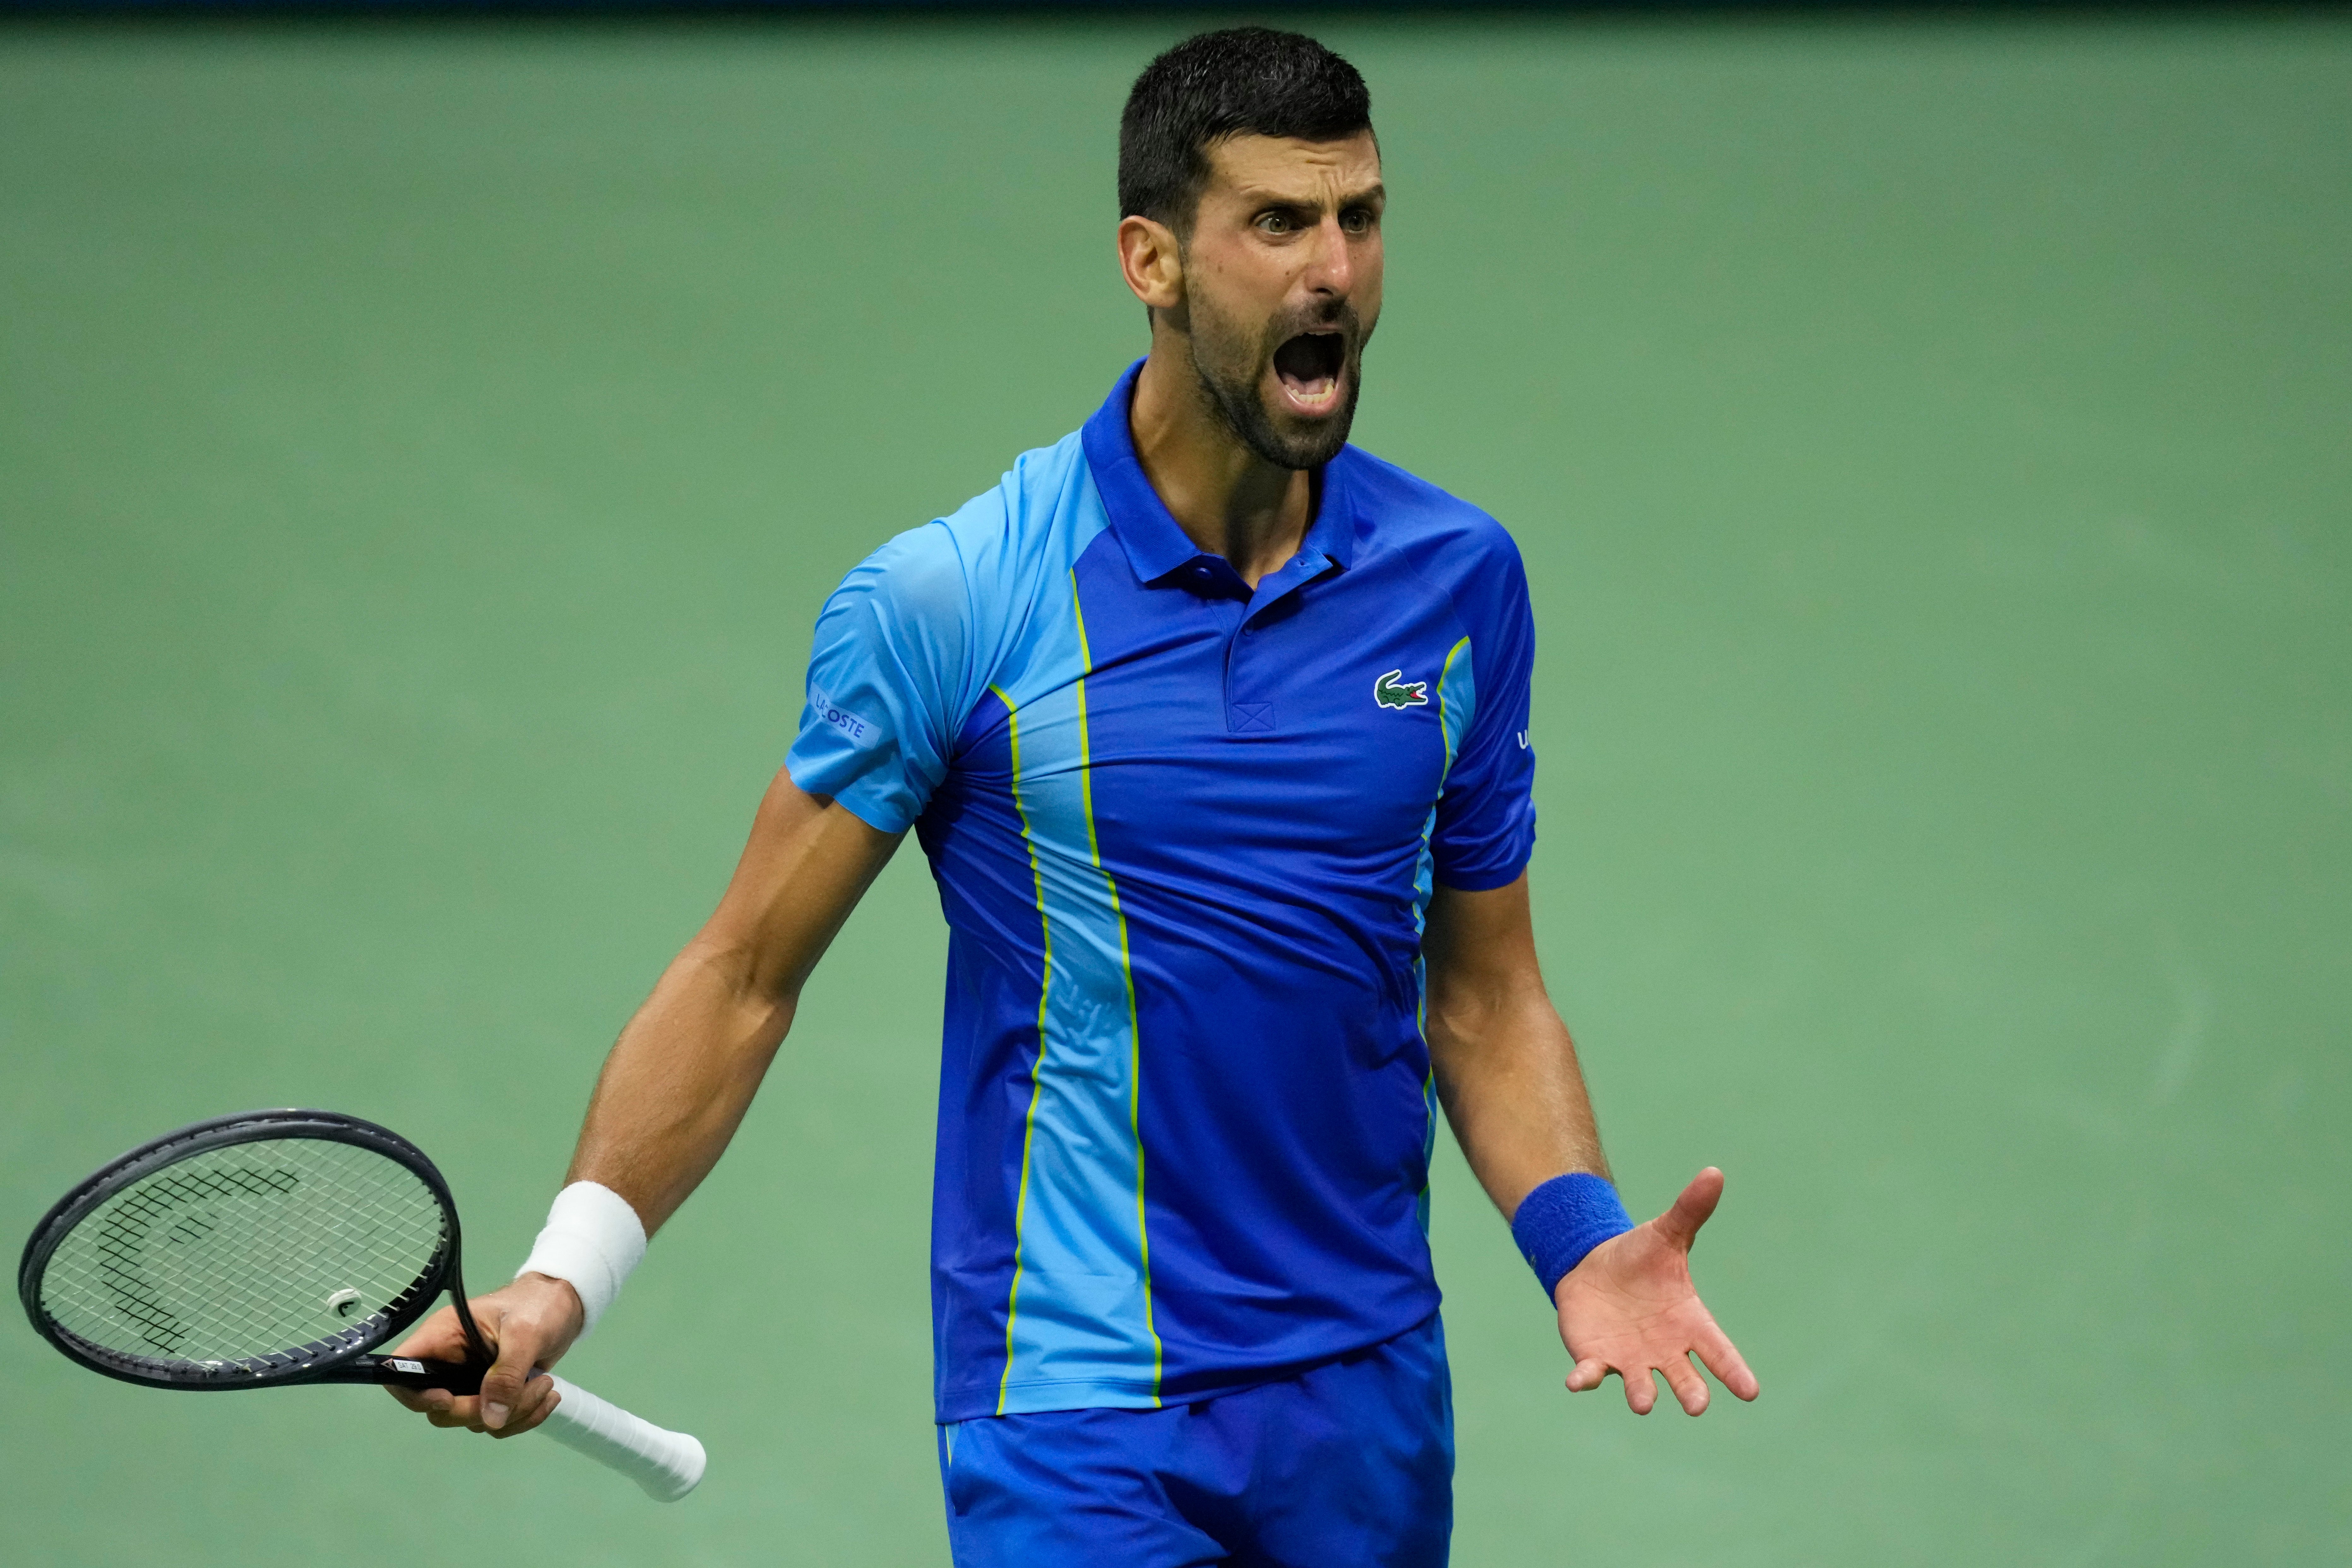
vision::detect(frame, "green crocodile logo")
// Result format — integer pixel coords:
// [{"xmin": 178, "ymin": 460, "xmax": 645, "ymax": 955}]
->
[{"xmin": 1373, "ymin": 669, "xmax": 1429, "ymax": 710}]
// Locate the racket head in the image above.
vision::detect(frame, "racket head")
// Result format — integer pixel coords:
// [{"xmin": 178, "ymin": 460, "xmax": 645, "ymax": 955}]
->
[{"xmin": 18, "ymin": 1110, "xmax": 466, "ymax": 1391}]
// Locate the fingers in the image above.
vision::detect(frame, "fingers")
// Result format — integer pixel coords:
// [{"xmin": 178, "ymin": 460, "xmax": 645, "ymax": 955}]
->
[
  {"xmin": 388, "ymin": 1375, "xmax": 560, "ymax": 1438},
  {"xmin": 1651, "ymin": 1167, "xmax": 1726, "ymax": 1252},
  {"xmin": 456, "ymin": 1370, "xmax": 563, "ymax": 1439},
  {"xmin": 384, "ymin": 1302, "xmax": 487, "ymax": 1424},
  {"xmin": 387, "ymin": 1303, "xmax": 470, "ymax": 1362},
  {"xmin": 1565, "ymin": 1357, "xmax": 1610, "ymax": 1393},
  {"xmin": 477, "ymin": 1322, "xmax": 549, "ymax": 1434},
  {"xmin": 1661, "ymin": 1354, "xmax": 1711, "ymax": 1416},
  {"xmin": 1564, "ymin": 1358, "xmax": 1658, "ymax": 1413},
  {"xmin": 1696, "ymin": 1324, "xmax": 1761, "ymax": 1402},
  {"xmin": 386, "ymin": 1280, "xmax": 587, "ymax": 1439},
  {"xmin": 504, "ymin": 1371, "xmax": 564, "ymax": 1436},
  {"xmin": 1564, "ymin": 1348, "xmax": 1738, "ymax": 1415},
  {"xmin": 1619, "ymin": 1363, "xmax": 1659, "ymax": 1416},
  {"xmin": 416, "ymin": 1387, "xmax": 477, "ymax": 1429}
]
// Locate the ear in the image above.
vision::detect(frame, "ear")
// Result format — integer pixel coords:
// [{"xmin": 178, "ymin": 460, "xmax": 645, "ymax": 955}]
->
[{"xmin": 1117, "ymin": 214, "xmax": 1184, "ymax": 315}]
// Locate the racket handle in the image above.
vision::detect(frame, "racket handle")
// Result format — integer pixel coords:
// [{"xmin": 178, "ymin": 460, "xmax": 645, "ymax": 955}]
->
[{"xmin": 538, "ymin": 1375, "xmax": 707, "ymax": 1501}]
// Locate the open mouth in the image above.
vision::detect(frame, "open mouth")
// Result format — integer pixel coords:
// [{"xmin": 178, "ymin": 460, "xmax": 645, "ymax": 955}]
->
[{"xmin": 1272, "ymin": 330, "xmax": 1347, "ymax": 409}]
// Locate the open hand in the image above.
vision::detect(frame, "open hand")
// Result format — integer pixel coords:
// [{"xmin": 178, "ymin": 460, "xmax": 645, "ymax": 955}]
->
[
  {"xmin": 1555, "ymin": 1167, "xmax": 1759, "ymax": 1416},
  {"xmin": 381, "ymin": 1273, "xmax": 585, "ymax": 1438}
]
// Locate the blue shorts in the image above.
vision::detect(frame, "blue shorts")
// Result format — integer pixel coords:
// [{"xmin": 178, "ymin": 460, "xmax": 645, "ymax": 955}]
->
[{"xmin": 936, "ymin": 1314, "xmax": 1453, "ymax": 1568}]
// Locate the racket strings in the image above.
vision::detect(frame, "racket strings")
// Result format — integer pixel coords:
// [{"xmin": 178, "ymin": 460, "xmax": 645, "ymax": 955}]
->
[
  {"xmin": 39, "ymin": 1138, "xmax": 449, "ymax": 1369},
  {"xmin": 86, "ymin": 1168, "xmax": 307, "ymax": 1352}
]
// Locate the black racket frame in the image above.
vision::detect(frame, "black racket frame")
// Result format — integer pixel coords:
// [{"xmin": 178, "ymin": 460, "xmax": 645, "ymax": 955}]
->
[{"xmin": 18, "ymin": 1109, "xmax": 494, "ymax": 1396}]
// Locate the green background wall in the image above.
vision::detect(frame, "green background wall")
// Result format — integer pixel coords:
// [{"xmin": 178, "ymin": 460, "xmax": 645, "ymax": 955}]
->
[{"xmin": 3, "ymin": 15, "xmax": 2346, "ymax": 1563}]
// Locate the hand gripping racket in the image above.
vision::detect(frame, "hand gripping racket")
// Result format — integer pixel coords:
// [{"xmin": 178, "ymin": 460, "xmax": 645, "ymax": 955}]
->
[{"xmin": 18, "ymin": 1109, "xmax": 706, "ymax": 1501}]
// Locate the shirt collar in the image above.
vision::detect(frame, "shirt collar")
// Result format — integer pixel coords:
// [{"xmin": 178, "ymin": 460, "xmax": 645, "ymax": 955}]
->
[{"xmin": 1081, "ymin": 359, "xmax": 1358, "ymax": 588}]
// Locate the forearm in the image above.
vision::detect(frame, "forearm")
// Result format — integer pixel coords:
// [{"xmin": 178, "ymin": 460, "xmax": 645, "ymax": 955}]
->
[
  {"xmin": 1425, "ymin": 890, "xmax": 1762, "ymax": 1416},
  {"xmin": 562, "ymin": 935, "xmax": 797, "ymax": 1235},
  {"xmin": 1428, "ymin": 981, "xmax": 1609, "ymax": 1219},
  {"xmin": 1421, "ymin": 876, "xmax": 1611, "ymax": 1221},
  {"xmin": 550, "ymin": 775, "xmax": 901, "ymax": 1236},
  {"xmin": 391, "ymin": 944, "xmax": 787, "ymax": 1429},
  {"xmin": 390, "ymin": 781, "xmax": 893, "ymax": 1431}
]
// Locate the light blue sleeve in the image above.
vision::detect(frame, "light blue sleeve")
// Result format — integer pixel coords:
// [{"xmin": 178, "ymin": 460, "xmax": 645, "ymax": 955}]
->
[{"xmin": 785, "ymin": 521, "xmax": 973, "ymax": 834}]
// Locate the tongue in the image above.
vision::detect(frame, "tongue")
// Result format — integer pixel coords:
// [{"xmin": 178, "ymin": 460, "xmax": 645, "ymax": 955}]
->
[{"xmin": 1275, "ymin": 335, "xmax": 1340, "ymax": 394}]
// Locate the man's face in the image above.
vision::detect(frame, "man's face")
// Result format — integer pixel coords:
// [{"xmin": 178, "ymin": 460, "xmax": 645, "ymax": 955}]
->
[{"xmin": 1177, "ymin": 130, "xmax": 1384, "ymax": 470}]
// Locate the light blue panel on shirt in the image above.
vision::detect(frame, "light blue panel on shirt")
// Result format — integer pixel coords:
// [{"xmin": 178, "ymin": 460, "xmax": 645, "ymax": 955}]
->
[
  {"xmin": 787, "ymin": 431, "xmax": 1159, "ymax": 1407},
  {"xmin": 788, "ymin": 431, "xmax": 1116, "ymax": 836},
  {"xmin": 789, "ymin": 518, "xmax": 974, "ymax": 834},
  {"xmin": 990, "ymin": 466, "xmax": 1163, "ymax": 1414},
  {"xmin": 1436, "ymin": 637, "xmax": 1478, "ymax": 798},
  {"xmin": 1412, "ymin": 636, "xmax": 1478, "ymax": 1229},
  {"xmin": 1410, "ymin": 636, "xmax": 1480, "ymax": 933}
]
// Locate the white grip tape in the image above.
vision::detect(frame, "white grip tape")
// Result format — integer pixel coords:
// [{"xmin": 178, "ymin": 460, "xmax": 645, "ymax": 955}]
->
[
  {"xmin": 517, "ymin": 1182, "xmax": 646, "ymax": 1338},
  {"xmin": 540, "ymin": 1375, "xmax": 707, "ymax": 1501}
]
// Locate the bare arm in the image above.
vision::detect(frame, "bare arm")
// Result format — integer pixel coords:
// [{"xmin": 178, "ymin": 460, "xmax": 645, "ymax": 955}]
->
[
  {"xmin": 562, "ymin": 773, "xmax": 901, "ymax": 1232},
  {"xmin": 1424, "ymin": 874, "xmax": 1758, "ymax": 1416},
  {"xmin": 1421, "ymin": 874, "xmax": 1610, "ymax": 1215},
  {"xmin": 387, "ymin": 771, "xmax": 900, "ymax": 1435}
]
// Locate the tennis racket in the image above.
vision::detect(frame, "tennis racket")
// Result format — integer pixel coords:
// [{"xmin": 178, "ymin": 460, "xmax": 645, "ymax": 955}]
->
[{"xmin": 17, "ymin": 1109, "xmax": 706, "ymax": 1501}]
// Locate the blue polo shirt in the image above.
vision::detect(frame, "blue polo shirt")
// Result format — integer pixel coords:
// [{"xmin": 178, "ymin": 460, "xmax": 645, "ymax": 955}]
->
[{"xmin": 788, "ymin": 362, "xmax": 1537, "ymax": 1423}]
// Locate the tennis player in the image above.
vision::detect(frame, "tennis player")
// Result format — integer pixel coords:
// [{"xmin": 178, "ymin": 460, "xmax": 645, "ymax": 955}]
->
[{"xmin": 390, "ymin": 27, "xmax": 1756, "ymax": 1563}]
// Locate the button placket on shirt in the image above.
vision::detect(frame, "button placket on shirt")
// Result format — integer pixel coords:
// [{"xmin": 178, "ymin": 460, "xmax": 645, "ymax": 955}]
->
[{"xmin": 1221, "ymin": 550, "xmax": 1332, "ymax": 734}]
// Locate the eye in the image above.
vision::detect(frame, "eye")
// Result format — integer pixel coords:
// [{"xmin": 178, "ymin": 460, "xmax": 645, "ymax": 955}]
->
[
  {"xmin": 1341, "ymin": 208, "xmax": 1376, "ymax": 235},
  {"xmin": 1257, "ymin": 211, "xmax": 1295, "ymax": 235}
]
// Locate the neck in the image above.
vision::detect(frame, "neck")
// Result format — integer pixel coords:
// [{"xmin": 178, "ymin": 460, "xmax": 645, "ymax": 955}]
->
[{"xmin": 1129, "ymin": 342, "xmax": 1314, "ymax": 589}]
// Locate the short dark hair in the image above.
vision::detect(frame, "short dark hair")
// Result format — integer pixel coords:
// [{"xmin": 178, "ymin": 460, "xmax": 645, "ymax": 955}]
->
[{"xmin": 1119, "ymin": 27, "xmax": 1373, "ymax": 235}]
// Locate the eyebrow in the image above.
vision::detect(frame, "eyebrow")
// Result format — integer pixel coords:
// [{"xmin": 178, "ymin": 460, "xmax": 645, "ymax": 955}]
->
[{"xmin": 1239, "ymin": 182, "xmax": 1388, "ymax": 209}]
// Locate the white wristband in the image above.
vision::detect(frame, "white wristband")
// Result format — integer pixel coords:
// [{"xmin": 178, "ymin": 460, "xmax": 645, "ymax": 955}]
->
[{"xmin": 518, "ymin": 1181, "xmax": 647, "ymax": 1338}]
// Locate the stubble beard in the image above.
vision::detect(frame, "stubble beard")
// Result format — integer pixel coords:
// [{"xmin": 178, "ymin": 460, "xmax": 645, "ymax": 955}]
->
[{"xmin": 1183, "ymin": 290, "xmax": 1368, "ymax": 472}]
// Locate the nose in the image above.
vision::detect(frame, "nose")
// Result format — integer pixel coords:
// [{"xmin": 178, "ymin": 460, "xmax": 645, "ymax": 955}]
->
[{"xmin": 1302, "ymin": 214, "xmax": 1355, "ymax": 300}]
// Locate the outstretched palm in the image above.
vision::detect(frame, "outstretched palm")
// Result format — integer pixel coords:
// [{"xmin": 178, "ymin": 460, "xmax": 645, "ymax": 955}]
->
[{"xmin": 1555, "ymin": 1167, "xmax": 1759, "ymax": 1415}]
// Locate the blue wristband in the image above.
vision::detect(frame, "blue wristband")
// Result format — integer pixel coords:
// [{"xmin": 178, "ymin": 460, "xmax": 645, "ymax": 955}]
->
[{"xmin": 1511, "ymin": 1173, "xmax": 1635, "ymax": 1300}]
